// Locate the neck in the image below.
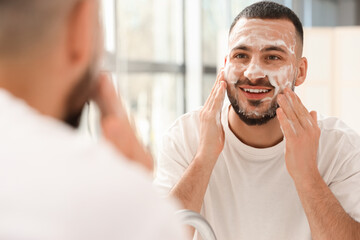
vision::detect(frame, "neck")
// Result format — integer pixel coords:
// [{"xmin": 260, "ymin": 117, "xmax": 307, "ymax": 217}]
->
[
  {"xmin": 0, "ymin": 59, "xmax": 66, "ymax": 120},
  {"xmin": 228, "ymin": 105, "xmax": 284, "ymax": 148}
]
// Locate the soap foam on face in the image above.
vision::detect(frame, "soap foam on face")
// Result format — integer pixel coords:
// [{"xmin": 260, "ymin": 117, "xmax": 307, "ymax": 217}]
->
[
  {"xmin": 225, "ymin": 18, "xmax": 298, "ymax": 106},
  {"xmin": 224, "ymin": 59, "xmax": 295, "ymax": 103},
  {"xmin": 229, "ymin": 19, "xmax": 297, "ymax": 54}
]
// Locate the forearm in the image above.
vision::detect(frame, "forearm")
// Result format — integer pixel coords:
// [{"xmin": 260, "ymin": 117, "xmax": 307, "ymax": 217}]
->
[
  {"xmin": 170, "ymin": 71, "xmax": 225, "ymax": 212},
  {"xmin": 295, "ymin": 174, "xmax": 360, "ymax": 240},
  {"xmin": 277, "ymin": 90, "xmax": 360, "ymax": 239},
  {"xmin": 169, "ymin": 153, "xmax": 217, "ymax": 213}
]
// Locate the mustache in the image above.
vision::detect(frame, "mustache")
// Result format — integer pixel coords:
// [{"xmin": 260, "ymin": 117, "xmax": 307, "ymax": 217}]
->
[{"xmin": 234, "ymin": 78, "xmax": 273, "ymax": 88}]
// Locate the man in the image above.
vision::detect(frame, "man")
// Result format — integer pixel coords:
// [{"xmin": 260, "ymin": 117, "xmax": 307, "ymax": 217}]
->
[
  {"xmin": 0, "ymin": 0, "xmax": 187, "ymax": 239},
  {"xmin": 155, "ymin": 2, "xmax": 360, "ymax": 239}
]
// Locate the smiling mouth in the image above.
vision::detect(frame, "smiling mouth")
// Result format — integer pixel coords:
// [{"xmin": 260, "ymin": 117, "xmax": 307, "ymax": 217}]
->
[
  {"xmin": 241, "ymin": 88, "xmax": 271, "ymax": 93},
  {"xmin": 239, "ymin": 86, "xmax": 273, "ymax": 100}
]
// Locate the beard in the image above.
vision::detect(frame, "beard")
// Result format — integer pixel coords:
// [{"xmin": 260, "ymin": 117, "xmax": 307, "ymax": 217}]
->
[
  {"xmin": 63, "ymin": 14, "xmax": 102, "ymax": 128},
  {"xmin": 227, "ymin": 77, "xmax": 295, "ymax": 126},
  {"xmin": 63, "ymin": 66, "xmax": 98, "ymax": 128}
]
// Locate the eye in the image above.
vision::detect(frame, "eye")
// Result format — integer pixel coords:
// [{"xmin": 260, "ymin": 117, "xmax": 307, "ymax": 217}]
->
[
  {"xmin": 267, "ymin": 55, "xmax": 281, "ymax": 60},
  {"xmin": 235, "ymin": 53, "xmax": 248, "ymax": 59}
]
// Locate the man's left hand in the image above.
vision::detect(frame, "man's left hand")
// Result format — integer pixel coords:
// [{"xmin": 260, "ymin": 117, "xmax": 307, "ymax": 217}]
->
[{"xmin": 276, "ymin": 88, "xmax": 321, "ymax": 186}]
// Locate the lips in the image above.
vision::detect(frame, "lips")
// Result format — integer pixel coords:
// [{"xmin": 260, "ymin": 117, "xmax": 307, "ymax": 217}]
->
[{"xmin": 239, "ymin": 85, "xmax": 273, "ymax": 100}]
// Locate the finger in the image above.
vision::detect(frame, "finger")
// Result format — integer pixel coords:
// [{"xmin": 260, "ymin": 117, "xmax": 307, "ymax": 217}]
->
[
  {"xmin": 310, "ymin": 111, "xmax": 318, "ymax": 125},
  {"xmin": 276, "ymin": 108, "xmax": 297, "ymax": 138},
  {"xmin": 284, "ymin": 88, "xmax": 313, "ymax": 129},
  {"xmin": 204, "ymin": 70, "xmax": 225, "ymax": 109},
  {"xmin": 101, "ymin": 116, "xmax": 127, "ymax": 150},
  {"xmin": 203, "ymin": 82, "xmax": 220, "ymax": 110},
  {"xmin": 94, "ymin": 73, "xmax": 130, "ymax": 123},
  {"xmin": 211, "ymin": 80, "xmax": 227, "ymax": 112},
  {"xmin": 102, "ymin": 115, "xmax": 153, "ymax": 171},
  {"xmin": 101, "ymin": 116, "xmax": 133, "ymax": 164},
  {"xmin": 208, "ymin": 68, "xmax": 224, "ymax": 98},
  {"xmin": 92, "ymin": 73, "xmax": 107, "ymax": 114},
  {"xmin": 211, "ymin": 69, "xmax": 225, "ymax": 94},
  {"xmin": 92, "ymin": 72, "xmax": 121, "ymax": 117},
  {"xmin": 277, "ymin": 93, "xmax": 302, "ymax": 134},
  {"xmin": 213, "ymin": 67, "xmax": 225, "ymax": 87}
]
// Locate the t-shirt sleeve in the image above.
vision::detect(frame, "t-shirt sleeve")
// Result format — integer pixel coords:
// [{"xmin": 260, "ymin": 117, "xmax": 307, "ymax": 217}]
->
[{"xmin": 329, "ymin": 151, "xmax": 360, "ymax": 222}]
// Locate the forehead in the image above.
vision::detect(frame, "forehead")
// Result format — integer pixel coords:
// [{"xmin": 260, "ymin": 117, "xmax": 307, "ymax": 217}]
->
[{"xmin": 229, "ymin": 18, "xmax": 297, "ymax": 52}]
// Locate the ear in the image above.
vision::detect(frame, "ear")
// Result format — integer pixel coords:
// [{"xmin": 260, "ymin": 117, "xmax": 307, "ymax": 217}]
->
[
  {"xmin": 224, "ymin": 55, "xmax": 228, "ymax": 66},
  {"xmin": 294, "ymin": 57, "xmax": 308, "ymax": 87},
  {"xmin": 66, "ymin": 0, "xmax": 95, "ymax": 75}
]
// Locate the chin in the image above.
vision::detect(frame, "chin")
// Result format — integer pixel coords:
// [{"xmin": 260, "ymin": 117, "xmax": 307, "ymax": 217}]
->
[
  {"xmin": 236, "ymin": 107, "xmax": 278, "ymax": 126},
  {"xmin": 229, "ymin": 96, "xmax": 279, "ymax": 126}
]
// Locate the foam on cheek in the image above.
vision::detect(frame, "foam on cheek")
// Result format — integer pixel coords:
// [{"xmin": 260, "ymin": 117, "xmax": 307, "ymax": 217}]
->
[
  {"xmin": 225, "ymin": 20, "xmax": 297, "ymax": 112},
  {"xmin": 225, "ymin": 59, "xmax": 295, "ymax": 103},
  {"xmin": 224, "ymin": 60, "xmax": 234, "ymax": 83},
  {"xmin": 265, "ymin": 65, "xmax": 294, "ymax": 98},
  {"xmin": 226, "ymin": 26, "xmax": 296, "ymax": 101},
  {"xmin": 224, "ymin": 57, "xmax": 246, "ymax": 85}
]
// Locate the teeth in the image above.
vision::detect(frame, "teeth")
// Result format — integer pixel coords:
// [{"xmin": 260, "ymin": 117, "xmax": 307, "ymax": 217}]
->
[{"xmin": 243, "ymin": 88, "xmax": 270, "ymax": 93}]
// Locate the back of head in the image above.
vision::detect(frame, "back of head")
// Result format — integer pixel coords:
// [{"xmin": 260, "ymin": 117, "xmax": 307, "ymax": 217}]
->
[
  {"xmin": 0, "ymin": 0, "xmax": 101, "ymax": 128},
  {"xmin": 0, "ymin": 0, "xmax": 78, "ymax": 57},
  {"xmin": 229, "ymin": 1, "xmax": 303, "ymax": 46}
]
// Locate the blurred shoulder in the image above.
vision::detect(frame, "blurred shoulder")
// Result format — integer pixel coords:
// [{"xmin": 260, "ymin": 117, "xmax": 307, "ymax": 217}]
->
[{"xmin": 318, "ymin": 114, "xmax": 360, "ymax": 145}]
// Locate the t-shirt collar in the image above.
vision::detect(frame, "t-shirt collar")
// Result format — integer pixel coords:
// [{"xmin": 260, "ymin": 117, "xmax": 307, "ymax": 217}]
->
[{"xmin": 221, "ymin": 102, "xmax": 285, "ymax": 159}]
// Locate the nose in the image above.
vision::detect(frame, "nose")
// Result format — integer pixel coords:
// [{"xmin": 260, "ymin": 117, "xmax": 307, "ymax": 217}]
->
[{"xmin": 244, "ymin": 60, "xmax": 266, "ymax": 82}]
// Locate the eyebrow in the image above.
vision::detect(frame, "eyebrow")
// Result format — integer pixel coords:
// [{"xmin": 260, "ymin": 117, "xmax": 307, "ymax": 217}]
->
[
  {"xmin": 231, "ymin": 45, "xmax": 251, "ymax": 52},
  {"xmin": 230, "ymin": 45, "xmax": 288, "ymax": 54},
  {"xmin": 262, "ymin": 46, "xmax": 287, "ymax": 54}
]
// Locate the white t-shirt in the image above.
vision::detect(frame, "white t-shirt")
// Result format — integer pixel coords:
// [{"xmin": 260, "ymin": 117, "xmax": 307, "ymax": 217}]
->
[
  {"xmin": 154, "ymin": 102, "xmax": 360, "ymax": 240},
  {"xmin": 0, "ymin": 89, "xmax": 187, "ymax": 240}
]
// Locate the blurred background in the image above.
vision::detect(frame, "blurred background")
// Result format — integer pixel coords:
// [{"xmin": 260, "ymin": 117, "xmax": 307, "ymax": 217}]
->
[{"xmin": 86, "ymin": 0, "xmax": 360, "ymax": 158}]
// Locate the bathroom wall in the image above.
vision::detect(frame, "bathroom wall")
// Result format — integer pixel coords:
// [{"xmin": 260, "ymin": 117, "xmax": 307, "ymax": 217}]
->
[{"xmin": 298, "ymin": 27, "xmax": 360, "ymax": 134}]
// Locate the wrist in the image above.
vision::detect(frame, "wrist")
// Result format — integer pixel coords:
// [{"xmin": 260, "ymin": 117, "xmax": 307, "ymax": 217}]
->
[
  {"xmin": 293, "ymin": 169, "xmax": 324, "ymax": 192},
  {"xmin": 193, "ymin": 149, "xmax": 220, "ymax": 168}
]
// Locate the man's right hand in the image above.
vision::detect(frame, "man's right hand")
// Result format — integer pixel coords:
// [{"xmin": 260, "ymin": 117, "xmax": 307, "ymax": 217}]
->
[
  {"xmin": 92, "ymin": 73, "xmax": 153, "ymax": 172},
  {"xmin": 169, "ymin": 68, "xmax": 227, "ymax": 214},
  {"xmin": 196, "ymin": 68, "xmax": 227, "ymax": 162}
]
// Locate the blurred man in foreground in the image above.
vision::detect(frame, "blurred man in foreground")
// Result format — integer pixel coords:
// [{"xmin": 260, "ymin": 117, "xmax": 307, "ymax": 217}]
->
[{"xmin": 0, "ymin": 0, "xmax": 186, "ymax": 239}]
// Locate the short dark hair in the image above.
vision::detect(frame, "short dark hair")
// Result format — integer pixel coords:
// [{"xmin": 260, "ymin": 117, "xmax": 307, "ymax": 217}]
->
[
  {"xmin": 229, "ymin": 1, "xmax": 303, "ymax": 45},
  {"xmin": 0, "ymin": 0, "xmax": 77, "ymax": 56}
]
